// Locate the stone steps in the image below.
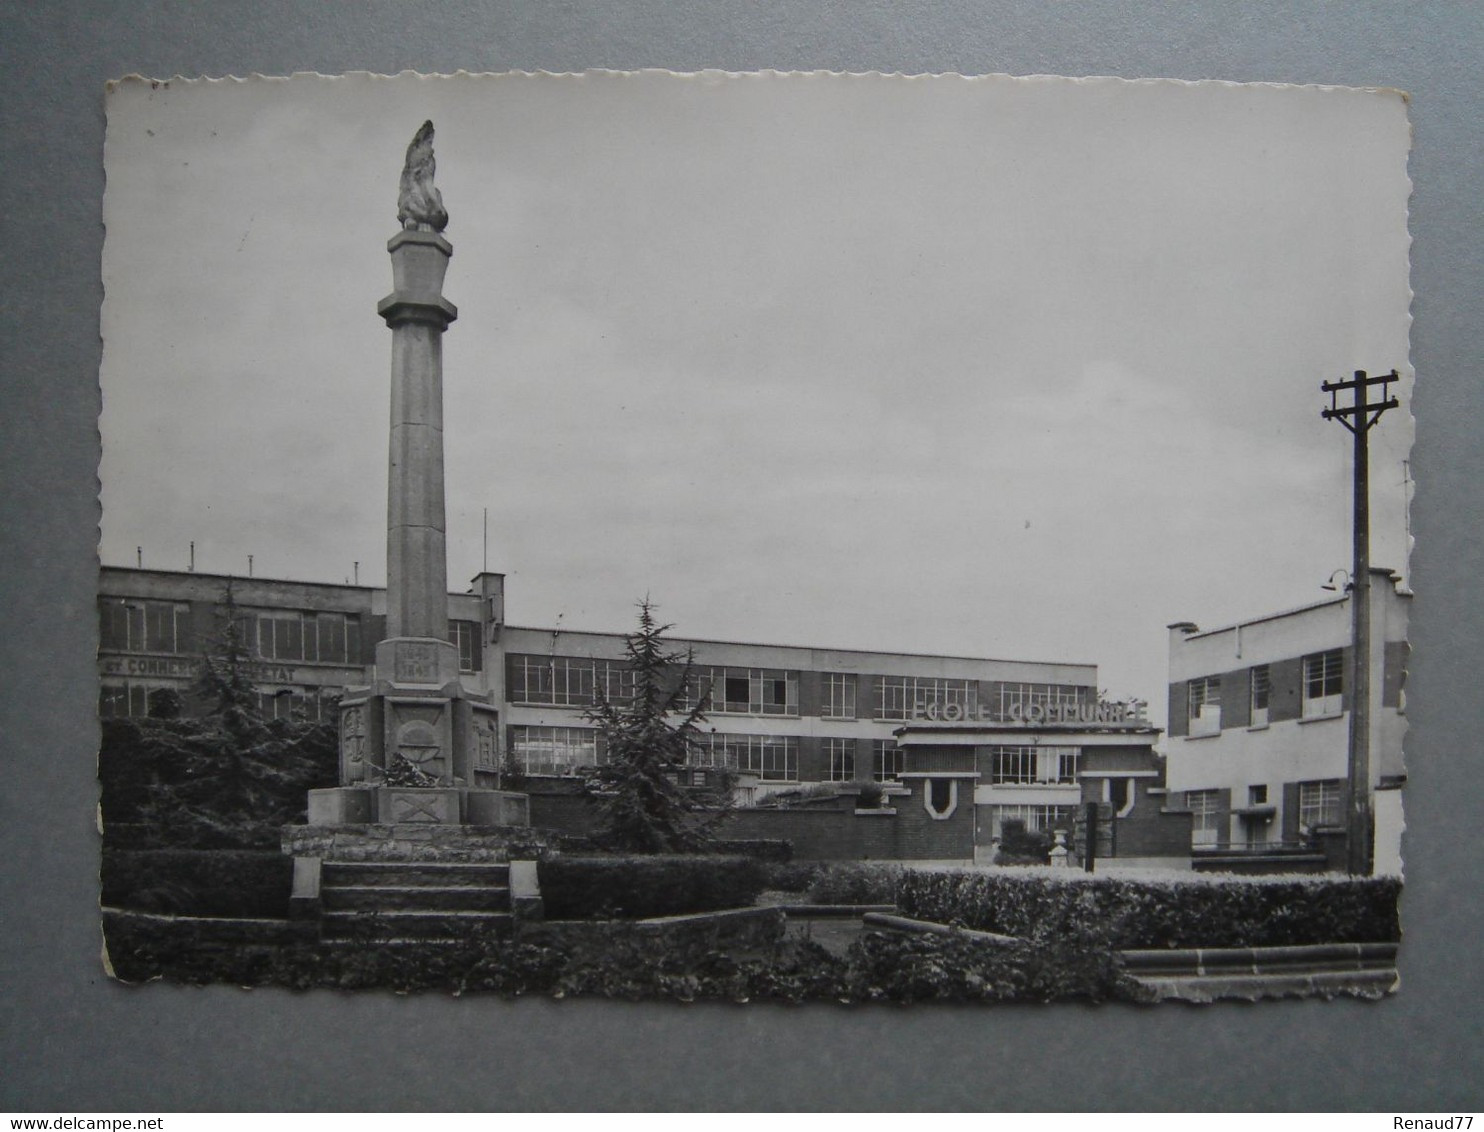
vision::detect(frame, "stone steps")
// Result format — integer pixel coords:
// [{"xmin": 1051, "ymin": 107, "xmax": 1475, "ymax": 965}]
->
[
  {"xmin": 322, "ymin": 884, "xmax": 511, "ymax": 912},
  {"xmin": 316, "ymin": 860, "xmax": 517, "ymax": 940},
  {"xmin": 321, "ymin": 861, "xmax": 510, "ymax": 887}
]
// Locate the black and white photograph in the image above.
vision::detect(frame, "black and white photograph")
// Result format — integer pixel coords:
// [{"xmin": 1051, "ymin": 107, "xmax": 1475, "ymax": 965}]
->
[{"xmin": 96, "ymin": 69, "xmax": 1413, "ymax": 1004}]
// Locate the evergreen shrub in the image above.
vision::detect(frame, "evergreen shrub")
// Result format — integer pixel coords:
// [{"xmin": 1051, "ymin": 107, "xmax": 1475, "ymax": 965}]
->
[
  {"xmin": 896, "ymin": 870, "xmax": 1402, "ymax": 949},
  {"xmin": 104, "ymin": 923, "xmax": 1149, "ymax": 1003},
  {"xmin": 805, "ymin": 863, "xmax": 903, "ymax": 906},
  {"xmin": 538, "ymin": 855, "xmax": 768, "ymax": 919},
  {"xmin": 760, "ymin": 860, "xmax": 827, "ymax": 893},
  {"xmin": 101, "ymin": 849, "xmax": 294, "ymax": 918}
]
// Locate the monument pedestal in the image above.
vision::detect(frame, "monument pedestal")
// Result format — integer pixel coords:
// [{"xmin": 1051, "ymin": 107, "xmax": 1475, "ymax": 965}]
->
[
  {"xmin": 336, "ymin": 637, "xmax": 502, "ymax": 791},
  {"xmin": 312, "ymin": 635, "xmax": 524, "ymax": 829}
]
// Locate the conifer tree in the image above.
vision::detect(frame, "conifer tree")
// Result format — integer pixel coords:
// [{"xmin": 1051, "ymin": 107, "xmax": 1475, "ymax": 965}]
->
[
  {"xmin": 103, "ymin": 581, "xmax": 337, "ymax": 847},
  {"xmin": 585, "ymin": 598, "xmax": 730, "ymax": 853}
]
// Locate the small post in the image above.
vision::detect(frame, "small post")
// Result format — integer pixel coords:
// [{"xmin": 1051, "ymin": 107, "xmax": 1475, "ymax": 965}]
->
[
  {"xmin": 1084, "ymin": 801, "xmax": 1098, "ymax": 873},
  {"xmin": 136, "ymin": 546, "xmax": 142, "ymax": 568},
  {"xmin": 189, "ymin": 540, "xmax": 195, "ymax": 572},
  {"xmin": 354, "ymin": 561, "xmax": 359, "ymax": 585},
  {"xmin": 248, "ymin": 554, "xmax": 254, "ymax": 578}
]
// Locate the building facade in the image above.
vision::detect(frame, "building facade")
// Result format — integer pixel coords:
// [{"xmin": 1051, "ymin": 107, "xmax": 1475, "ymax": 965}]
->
[
  {"xmin": 1164, "ymin": 568, "xmax": 1410, "ymax": 874},
  {"xmin": 894, "ymin": 707, "xmax": 1193, "ymax": 867},
  {"xmin": 99, "ymin": 566, "xmax": 1098, "ymax": 813}
]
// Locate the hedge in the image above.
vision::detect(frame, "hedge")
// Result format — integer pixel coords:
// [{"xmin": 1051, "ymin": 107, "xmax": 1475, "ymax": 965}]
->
[
  {"xmin": 101, "ymin": 849, "xmax": 294, "ymax": 918},
  {"xmin": 103, "ymin": 922, "xmax": 1147, "ymax": 1003},
  {"xmin": 806, "ymin": 863, "xmax": 903, "ymax": 906},
  {"xmin": 537, "ymin": 855, "xmax": 768, "ymax": 919},
  {"xmin": 896, "ymin": 870, "xmax": 1402, "ymax": 949}
]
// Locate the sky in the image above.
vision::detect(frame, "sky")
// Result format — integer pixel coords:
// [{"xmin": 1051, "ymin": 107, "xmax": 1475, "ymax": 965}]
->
[{"xmin": 98, "ymin": 71, "xmax": 1415, "ymax": 724}]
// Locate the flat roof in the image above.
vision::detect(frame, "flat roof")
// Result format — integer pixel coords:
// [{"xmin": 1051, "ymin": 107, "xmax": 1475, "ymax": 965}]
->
[
  {"xmin": 100, "ymin": 565, "xmax": 1097, "ymax": 670},
  {"xmin": 1174, "ymin": 570, "xmax": 1410, "ymax": 643},
  {"xmin": 502, "ymin": 624, "xmax": 1096, "ymax": 670}
]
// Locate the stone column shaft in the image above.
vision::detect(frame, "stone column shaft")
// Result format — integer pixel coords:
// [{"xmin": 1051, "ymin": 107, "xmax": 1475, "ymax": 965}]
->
[{"xmin": 378, "ymin": 229, "xmax": 457, "ymax": 641}]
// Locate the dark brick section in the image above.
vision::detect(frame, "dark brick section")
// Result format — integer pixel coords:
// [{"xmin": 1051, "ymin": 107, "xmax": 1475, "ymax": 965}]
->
[
  {"xmin": 797, "ymin": 670, "xmax": 822, "ymax": 717},
  {"xmin": 1222, "ymin": 666, "xmax": 1252, "ymax": 729},
  {"xmin": 1167, "ymin": 681, "xmax": 1188, "ymax": 737},
  {"xmin": 1268, "ymin": 656, "xmax": 1304, "ymax": 723},
  {"xmin": 528, "ymin": 787, "xmax": 602, "ymax": 837},
  {"xmin": 1117, "ymin": 781, "xmax": 1194, "ymax": 858},
  {"xmin": 1081, "ymin": 745, "xmax": 1158, "ymax": 773},
  {"xmin": 722, "ymin": 781, "xmax": 973, "ymax": 861},
  {"xmin": 1078, "ymin": 748, "xmax": 1194, "ymax": 859},
  {"xmin": 910, "ymin": 747, "xmax": 978, "ymax": 774}
]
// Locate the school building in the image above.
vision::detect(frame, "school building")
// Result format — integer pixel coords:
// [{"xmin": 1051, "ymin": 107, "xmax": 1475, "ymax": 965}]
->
[
  {"xmin": 1164, "ymin": 568, "xmax": 1410, "ymax": 874},
  {"xmin": 101, "ymin": 564, "xmax": 1149, "ymax": 861}
]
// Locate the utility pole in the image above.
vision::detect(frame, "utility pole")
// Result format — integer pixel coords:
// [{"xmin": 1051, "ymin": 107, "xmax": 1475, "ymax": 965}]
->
[{"xmin": 1321, "ymin": 368, "xmax": 1399, "ymax": 876}]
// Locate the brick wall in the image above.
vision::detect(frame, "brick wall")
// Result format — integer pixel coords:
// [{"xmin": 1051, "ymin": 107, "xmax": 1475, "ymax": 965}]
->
[
  {"xmin": 720, "ymin": 779, "xmax": 973, "ymax": 861},
  {"xmin": 1114, "ymin": 780, "xmax": 1194, "ymax": 858},
  {"xmin": 524, "ymin": 777, "xmax": 975, "ymax": 862}
]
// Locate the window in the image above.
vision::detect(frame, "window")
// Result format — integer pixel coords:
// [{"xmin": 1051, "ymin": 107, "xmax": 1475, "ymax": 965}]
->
[
  {"xmin": 694, "ymin": 734, "xmax": 798, "ymax": 782},
  {"xmin": 1299, "ymin": 779, "xmax": 1343, "ymax": 830},
  {"xmin": 1187, "ymin": 788, "xmax": 1222, "ymax": 847},
  {"xmin": 511, "ymin": 726, "xmax": 598, "ymax": 776},
  {"xmin": 449, "ymin": 620, "xmax": 482, "ymax": 673},
  {"xmin": 314, "ymin": 612, "xmax": 360, "ymax": 664},
  {"xmin": 99, "ymin": 599, "xmax": 190, "ymax": 653},
  {"xmin": 874, "ymin": 676, "xmax": 977, "ymax": 721},
  {"xmin": 1249, "ymin": 784, "xmax": 1268, "ymax": 806},
  {"xmin": 824, "ymin": 738, "xmax": 857, "ymax": 782},
  {"xmin": 693, "ymin": 667, "xmax": 798, "ymax": 716},
  {"xmin": 925, "ymin": 778, "xmax": 957, "ymax": 819},
  {"xmin": 986, "ymin": 746, "xmax": 1080, "ymax": 785},
  {"xmin": 990, "ymin": 746, "xmax": 1037, "ymax": 785},
  {"xmin": 1055, "ymin": 748, "xmax": 1082, "ymax": 784},
  {"xmin": 1250, "ymin": 664, "xmax": 1270, "ymax": 727},
  {"xmin": 1188, "ymin": 676, "xmax": 1222, "ymax": 735},
  {"xmin": 253, "ymin": 610, "xmax": 361, "ymax": 664},
  {"xmin": 257, "ymin": 687, "xmax": 334, "ymax": 722},
  {"xmin": 99, "ymin": 682, "xmax": 161, "ymax": 719},
  {"xmin": 871, "ymin": 739, "xmax": 903, "ymax": 782},
  {"xmin": 508, "ymin": 655, "xmax": 634, "ymax": 707},
  {"xmin": 1303, "ymin": 649, "xmax": 1344, "ymax": 718},
  {"xmin": 822, "ymin": 672, "xmax": 857, "ymax": 720},
  {"xmin": 987, "ymin": 682, "xmax": 1089, "ymax": 722},
  {"xmin": 988, "ymin": 804, "xmax": 1076, "ymax": 841}
]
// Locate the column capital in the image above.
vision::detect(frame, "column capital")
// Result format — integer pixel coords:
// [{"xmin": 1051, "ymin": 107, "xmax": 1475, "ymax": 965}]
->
[{"xmin": 377, "ymin": 293, "xmax": 458, "ymax": 329}]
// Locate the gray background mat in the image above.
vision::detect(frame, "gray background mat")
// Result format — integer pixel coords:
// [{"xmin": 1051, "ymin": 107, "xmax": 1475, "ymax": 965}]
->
[{"xmin": 2, "ymin": 1, "xmax": 1480, "ymax": 1112}]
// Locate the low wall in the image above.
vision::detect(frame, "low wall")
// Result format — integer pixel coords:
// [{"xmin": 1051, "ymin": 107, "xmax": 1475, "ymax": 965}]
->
[
  {"xmin": 527, "ymin": 779, "xmax": 974, "ymax": 862},
  {"xmin": 721, "ymin": 791, "xmax": 972, "ymax": 862}
]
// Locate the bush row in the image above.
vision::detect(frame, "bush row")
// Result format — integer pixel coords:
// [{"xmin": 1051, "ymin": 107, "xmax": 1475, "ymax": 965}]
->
[
  {"xmin": 896, "ymin": 870, "xmax": 1402, "ymax": 949},
  {"xmin": 103, "ymin": 918, "xmax": 1148, "ymax": 1004},
  {"xmin": 804, "ymin": 863, "xmax": 904, "ymax": 906},
  {"xmin": 101, "ymin": 849, "xmax": 294, "ymax": 918},
  {"xmin": 537, "ymin": 855, "xmax": 769, "ymax": 919}
]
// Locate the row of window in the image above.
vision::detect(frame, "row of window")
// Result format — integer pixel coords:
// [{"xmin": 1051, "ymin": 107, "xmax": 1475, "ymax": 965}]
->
[
  {"xmin": 983, "ymin": 745, "xmax": 1081, "ymax": 786},
  {"xmin": 508, "ymin": 654, "xmax": 634, "ymax": 707},
  {"xmin": 100, "ymin": 600, "xmax": 482, "ymax": 672},
  {"xmin": 505, "ymin": 725, "xmax": 904, "ymax": 784},
  {"xmin": 504, "ymin": 655, "xmax": 1087, "ymax": 721},
  {"xmin": 1187, "ymin": 650, "xmax": 1343, "ymax": 736},
  {"xmin": 99, "ymin": 681, "xmax": 338, "ymax": 722},
  {"xmin": 1186, "ymin": 780, "xmax": 1342, "ymax": 847}
]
